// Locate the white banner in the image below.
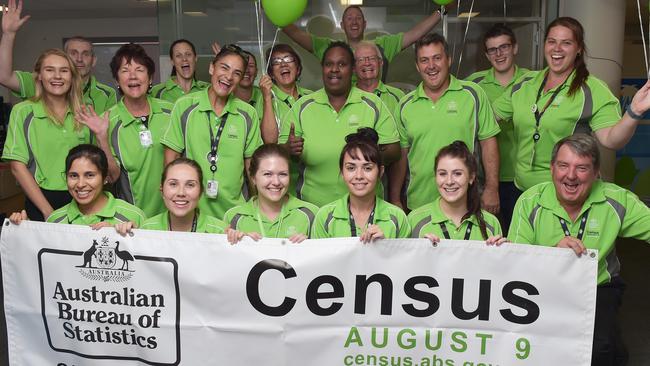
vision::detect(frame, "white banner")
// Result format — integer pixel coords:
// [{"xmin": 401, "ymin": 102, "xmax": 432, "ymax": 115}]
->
[{"xmin": 1, "ymin": 220, "xmax": 597, "ymax": 366}]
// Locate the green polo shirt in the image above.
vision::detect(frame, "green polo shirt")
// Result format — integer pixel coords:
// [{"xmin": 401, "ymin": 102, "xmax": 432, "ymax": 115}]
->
[
  {"xmin": 270, "ymin": 84, "xmax": 313, "ymax": 123},
  {"xmin": 312, "ymin": 33, "xmax": 403, "ymax": 83},
  {"xmin": 466, "ymin": 66, "xmax": 529, "ymax": 181},
  {"xmin": 1, "ymin": 100, "xmax": 92, "ymax": 191},
  {"xmin": 141, "ymin": 210, "xmax": 227, "ymax": 233},
  {"xmin": 312, "ymin": 194, "xmax": 410, "ymax": 239},
  {"xmin": 492, "ymin": 69, "xmax": 621, "ymax": 191},
  {"xmin": 509, "ymin": 181, "xmax": 650, "ymax": 285},
  {"xmin": 150, "ymin": 77, "xmax": 210, "ymax": 103},
  {"xmin": 108, "ymin": 96, "xmax": 173, "ymax": 217},
  {"xmin": 278, "ymin": 87, "xmax": 399, "ymax": 206},
  {"xmin": 312, "ymin": 34, "xmax": 403, "ymax": 62},
  {"xmin": 238, "ymin": 86, "xmax": 264, "ymax": 121},
  {"xmin": 161, "ymin": 89, "xmax": 263, "ymax": 219},
  {"xmin": 360, "ymin": 81, "xmax": 405, "ymax": 118},
  {"xmin": 47, "ymin": 192, "xmax": 146, "ymax": 226},
  {"xmin": 224, "ymin": 195, "xmax": 318, "ymax": 238},
  {"xmin": 408, "ymin": 197, "xmax": 502, "ymax": 239},
  {"xmin": 397, "ymin": 76, "xmax": 501, "ymax": 210},
  {"xmin": 14, "ymin": 71, "xmax": 117, "ymax": 115}
]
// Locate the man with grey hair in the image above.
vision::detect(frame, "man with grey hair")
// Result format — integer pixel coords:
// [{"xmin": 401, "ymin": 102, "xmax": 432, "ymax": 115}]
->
[
  {"xmin": 509, "ymin": 133, "xmax": 650, "ymax": 365},
  {"xmin": 0, "ymin": 0, "xmax": 116, "ymax": 113},
  {"xmin": 354, "ymin": 41, "xmax": 404, "ymax": 116}
]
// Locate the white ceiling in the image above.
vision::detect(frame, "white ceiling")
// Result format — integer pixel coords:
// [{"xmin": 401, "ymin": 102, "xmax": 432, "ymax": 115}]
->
[{"xmin": 19, "ymin": 0, "xmax": 158, "ymax": 19}]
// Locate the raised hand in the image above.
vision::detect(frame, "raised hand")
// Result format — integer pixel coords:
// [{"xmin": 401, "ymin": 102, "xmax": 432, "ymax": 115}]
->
[
  {"xmin": 287, "ymin": 123, "xmax": 303, "ymax": 157},
  {"xmin": 77, "ymin": 104, "xmax": 110, "ymax": 139},
  {"xmin": 2, "ymin": 0, "xmax": 30, "ymax": 35}
]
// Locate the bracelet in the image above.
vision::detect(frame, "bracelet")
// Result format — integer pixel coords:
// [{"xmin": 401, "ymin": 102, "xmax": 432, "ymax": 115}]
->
[{"xmin": 626, "ymin": 104, "xmax": 644, "ymax": 120}]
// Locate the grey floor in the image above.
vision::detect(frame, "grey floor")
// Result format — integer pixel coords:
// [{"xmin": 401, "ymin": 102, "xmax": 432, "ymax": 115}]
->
[{"xmin": 618, "ymin": 238, "xmax": 650, "ymax": 365}]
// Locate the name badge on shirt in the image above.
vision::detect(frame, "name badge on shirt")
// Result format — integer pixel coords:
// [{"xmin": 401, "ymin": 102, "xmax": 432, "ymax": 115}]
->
[
  {"xmin": 206, "ymin": 180, "xmax": 219, "ymax": 198},
  {"xmin": 139, "ymin": 130, "xmax": 153, "ymax": 147}
]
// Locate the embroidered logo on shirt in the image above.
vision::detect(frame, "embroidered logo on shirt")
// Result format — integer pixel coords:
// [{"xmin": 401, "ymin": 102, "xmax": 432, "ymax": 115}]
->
[
  {"xmin": 228, "ymin": 124, "xmax": 239, "ymax": 139},
  {"xmin": 348, "ymin": 115, "xmax": 360, "ymax": 127},
  {"xmin": 447, "ymin": 101, "xmax": 458, "ymax": 114}
]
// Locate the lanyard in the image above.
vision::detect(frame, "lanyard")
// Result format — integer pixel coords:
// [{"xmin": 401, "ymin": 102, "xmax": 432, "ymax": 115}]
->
[
  {"xmin": 439, "ymin": 222, "xmax": 473, "ymax": 240},
  {"xmin": 136, "ymin": 115, "xmax": 149, "ymax": 129},
  {"xmin": 558, "ymin": 208, "xmax": 590, "ymax": 241},
  {"xmin": 348, "ymin": 199, "xmax": 375, "ymax": 237},
  {"xmin": 207, "ymin": 112, "xmax": 229, "ymax": 173},
  {"xmin": 167, "ymin": 211, "xmax": 198, "ymax": 232},
  {"xmin": 531, "ymin": 74, "xmax": 568, "ymax": 143},
  {"xmin": 255, "ymin": 200, "xmax": 285, "ymax": 238}
]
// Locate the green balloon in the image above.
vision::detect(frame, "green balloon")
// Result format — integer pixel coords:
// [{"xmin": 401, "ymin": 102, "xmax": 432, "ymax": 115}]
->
[
  {"xmin": 262, "ymin": 0, "xmax": 308, "ymax": 27},
  {"xmin": 433, "ymin": 0, "xmax": 454, "ymax": 5}
]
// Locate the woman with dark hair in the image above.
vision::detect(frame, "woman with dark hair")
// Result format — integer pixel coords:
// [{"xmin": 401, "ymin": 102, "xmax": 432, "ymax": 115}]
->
[
  {"xmin": 408, "ymin": 141, "xmax": 505, "ymax": 245},
  {"xmin": 162, "ymin": 44, "xmax": 263, "ymax": 219},
  {"xmin": 258, "ymin": 43, "xmax": 312, "ymax": 143},
  {"xmin": 2, "ymin": 48, "xmax": 109, "ymax": 221},
  {"xmin": 140, "ymin": 158, "xmax": 231, "ymax": 234},
  {"xmin": 9, "ymin": 144, "xmax": 145, "ymax": 229},
  {"xmin": 233, "ymin": 50, "xmax": 264, "ymax": 119},
  {"xmin": 224, "ymin": 143, "xmax": 318, "ymax": 243},
  {"xmin": 312, "ymin": 128, "xmax": 409, "ymax": 241},
  {"xmin": 150, "ymin": 39, "xmax": 210, "ymax": 102},
  {"xmin": 493, "ymin": 16, "xmax": 650, "ymax": 193},
  {"xmin": 80, "ymin": 43, "xmax": 173, "ymax": 217},
  {"xmin": 278, "ymin": 41, "xmax": 400, "ymax": 207}
]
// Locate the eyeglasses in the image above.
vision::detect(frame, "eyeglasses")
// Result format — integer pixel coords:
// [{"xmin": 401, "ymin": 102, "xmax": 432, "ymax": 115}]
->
[
  {"xmin": 486, "ymin": 43, "xmax": 512, "ymax": 55},
  {"xmin": 356, "ymin": 55, "xmax": 380, "ymax": 63},
  {"xmin": 271, "ymin": 55, "xmax": 296, "ymax": 66}
]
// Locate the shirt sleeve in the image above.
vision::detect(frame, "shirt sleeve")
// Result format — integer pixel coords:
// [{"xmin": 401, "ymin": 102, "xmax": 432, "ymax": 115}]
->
[
  {"xmin": 395, "ymin": 97, "xmax": 410, "ymax": 149},
  {"xmin": 588, "ymin": 78, "xmax": 622, "ymax": 131},
  {"xmin": 1, "ymin": 105, "xmax": 29, "ymax": 164},
  {"xmin": 484, "ymin": 211, "xmax": 503, "ymax": 237},
  {"xmin": 491, "ymin": 84, "xmax": 515, "ymax": 122},
  {"xmin": 374, "ymin": 97, "xmax": 400, "ymax": 144},
  {"xmin": 160, "ymin": 102, "xmax": 187, "ymax": 153},
  {"xmin": 311, "ymin": 206, "xmax": 332, "ymax": 239},
  {"xmin": 619, "ymin": 191, "xmax": 650, "ymax": 242},
  {"xmin": 244, "ymin": 109, "xmax": 264, "ymax": 158},
  {"xmin": 106, "ymin": 88, "xmax": 118, "ymax": 110},
  {"xmin": 311, "ymin": 35, "xmax": 334, "ymax": 60},
  {"xmin": 12, "ymin": 71, "xmax": 36, "ymax": 99},
  {"xmin": 474, "ymin": 85, "xmax": 501, "ymax": 140},
  {"xmin": 396, "ymin": 210, "xmax": 412, "ymax": 239},
  {"xmin": 507, "ymin": 195, "xmax": 536, "ymax": 245},
  {"xmin": 375, "ymin": 33, "xmax": 404, "ymax": 62}
]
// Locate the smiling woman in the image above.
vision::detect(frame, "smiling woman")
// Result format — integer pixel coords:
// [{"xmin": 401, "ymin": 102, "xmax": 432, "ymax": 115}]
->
[{"xmin": 2, "ymin": 48, "xmax": 94, "ymax": 221}]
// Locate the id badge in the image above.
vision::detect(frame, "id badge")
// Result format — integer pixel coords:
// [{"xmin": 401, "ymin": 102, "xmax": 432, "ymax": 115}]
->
[
  {"xmin": 206, "ymin": 180, "xmax": 219, "ymax": 198},
  {"xmin": 139, "ymin": 130, "xmax": 153, "ymax": 147}
]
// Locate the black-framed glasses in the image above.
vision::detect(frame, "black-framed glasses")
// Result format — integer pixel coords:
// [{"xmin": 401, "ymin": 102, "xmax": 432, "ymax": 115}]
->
[
  {"xmin": 486, "ymin": 43, "xmax": 512, "ymax": 55},
  {"xmin": 271, "ymin": 55, "xmax": 296, "ymax": 66}
]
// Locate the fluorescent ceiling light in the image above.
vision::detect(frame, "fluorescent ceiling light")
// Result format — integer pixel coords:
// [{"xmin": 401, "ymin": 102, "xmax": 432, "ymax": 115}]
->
[
  {"xmin": 458, "ymin": 12, "xmax": 480, "ymax": 18},
  {"xmin": 340, "ymin": 0, "xmax": 363, "ymax": 5},
  {"xmin": 184, "ymin": 11, "xmax": 208, "ymax": 16}
]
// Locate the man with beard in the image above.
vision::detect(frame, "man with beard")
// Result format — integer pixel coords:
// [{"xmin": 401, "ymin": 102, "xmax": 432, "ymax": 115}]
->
[
  {"xmin": 509, "ymin": 134, "xmax": 650, "ymax": 366},
  {"xmin": 0, "ymin": 0, "xmax": 116, "ymax": 114},
  {"xmin": 278, "ymin": 42, "xmax": 399, "ymax": 207},
  {"xmin": 391, "ymin": 33, "xmax": 500, "ymax": 213}
]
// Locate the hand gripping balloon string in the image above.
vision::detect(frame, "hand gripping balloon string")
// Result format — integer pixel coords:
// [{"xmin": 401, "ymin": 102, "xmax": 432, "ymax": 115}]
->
[
  {"xmin": 456, "ymin": 0, "xmax": 475, "ymax": 75},
  {"xmin": 637, "ymin": 0, "xmax": 649, "ymax": 77}
]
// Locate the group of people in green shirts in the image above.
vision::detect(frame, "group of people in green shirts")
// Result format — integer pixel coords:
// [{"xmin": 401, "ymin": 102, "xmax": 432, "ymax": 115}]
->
[{"xmin": 2, "ymin": 0, "xmax": 650, "ymax": 364}]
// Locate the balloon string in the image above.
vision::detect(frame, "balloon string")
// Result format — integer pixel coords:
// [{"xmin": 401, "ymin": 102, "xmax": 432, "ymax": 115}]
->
[
  {"xmin": 266, "ymin": 28, "xmax": 280, "ymax": 72},
  {"xmin": 256, "ymin": 0, "xmax": 265, "ymax": 71},
  {"xmin": 456, "ymin": 0, "xmax": 475, "ymax": 75},
  {"xmin": 450, "ymin": 0, "xmax": 461, "ymax": 62},
  {"xmin": 636, "ymin": 0, "xmax": 649, "ymax": 77},
  {"xmin": 503, "ymin": 0, "xmax": 507, "ymax": 19}
]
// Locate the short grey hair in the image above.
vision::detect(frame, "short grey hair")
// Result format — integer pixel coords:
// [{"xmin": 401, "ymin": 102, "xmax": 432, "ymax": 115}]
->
[
  {"xmin": 354, "ymin": 41, "xmax": 381, "ymax": 58},
  {"xmin": 551, "ymin": 134, "xmax": 600, "ymax": 170}
]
